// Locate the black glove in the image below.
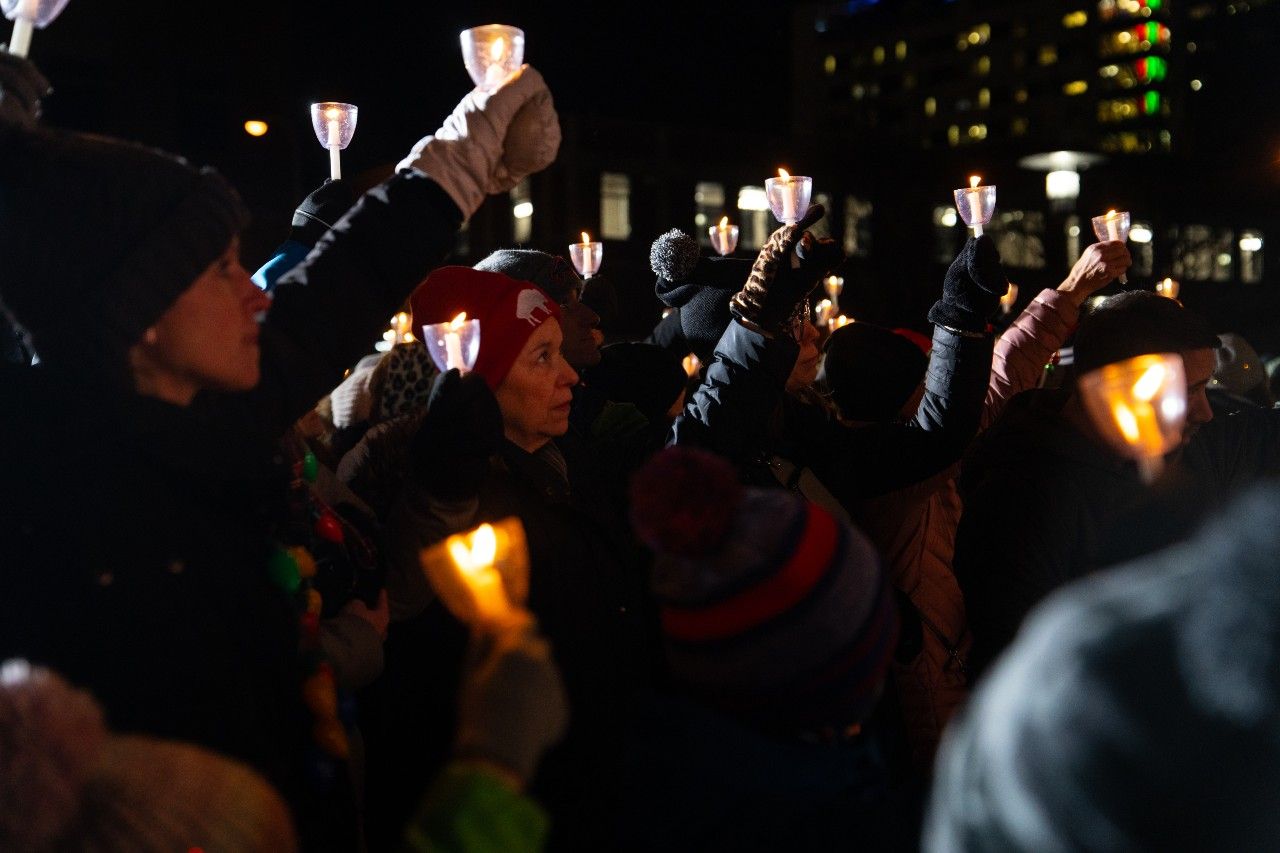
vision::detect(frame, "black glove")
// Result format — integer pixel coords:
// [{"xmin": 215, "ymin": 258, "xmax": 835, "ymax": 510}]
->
[
  {"xmin": 927, "ymin": 235, "xmax": 1008, "ymax": 333},
  {"xmin": 0, "ymin": 53, "xmax": 51, "ymax": 128},
  {"xmin": 730, "ymin": 205, "xmax": 844, "ymax": 335},
  {"xmin": 289, "ymin": 179, "xmax": 356, "ymax": 248},
  {"xmin": 409, "ymin": 370, "xmax": 503, "ymax": 502}
]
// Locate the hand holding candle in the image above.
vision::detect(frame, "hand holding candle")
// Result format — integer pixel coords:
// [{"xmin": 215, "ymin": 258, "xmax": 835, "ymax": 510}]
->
[
  {"xmin": 1078, "ymin": 352, "xmax": 1186, "ymax": 484},
  {"xmin": 310, "ymin": 102, "xmax": 358, "ymax": 181},
  {"xmin": 1091, "ymin": 210, "xmax": 1132, "ymax": 284},
  {"xmin": 569, "ymin": 231, "xmax": 602, "ymax": 278},
  {"xmin": 461, "ymin": 24, "xmax": 525, "ymax": 93},
  {"xmin": 765, "ymin": 168, "xmax": 813, "ymax": 225},
  {"xmin": 420, "ymin": 517, "xmax": 531, "ymax": 628},
  {"xmin": 709, "ymin": 216, "xmax": 739, "ymax": 256},
  {"xmin": 2, "ymin": 0, "xmax": 68, "ymax": 59},
  {"xmin": 424, "ymin": 312, "xmax": 482, "ymax": 374},
  {"xmin": 953, "ymin": 175, "xmax": 997, "ymax": 238}
]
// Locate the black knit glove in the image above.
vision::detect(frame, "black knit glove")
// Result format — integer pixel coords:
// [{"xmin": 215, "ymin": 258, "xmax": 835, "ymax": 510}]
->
[
  {"xmin": 730, "ymin": 205, "xmax": 843, "ymax": 336},
  {"xmin": 409, "ymin": 370, "xmax": 503, "ymax": 502},
  {"xmin": 455, "ymin": 619, "xmax": 569, "ymax": 784},
  {"xmin": 0, "ymin": 53, "xmax": 51, "ymax": 127},
  {"xmin": 927, "ymin": 235, "xmax": 1008, "ymax": 334},
  {"xmin": 289, "ymin": 179, "xmax": 356, "ymax": 248}
]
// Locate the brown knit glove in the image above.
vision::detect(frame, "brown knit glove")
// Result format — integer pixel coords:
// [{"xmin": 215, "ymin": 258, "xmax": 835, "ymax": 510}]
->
[{"xmin": 729, "ymin": 204, "xmax": 843, "ymax": 336}]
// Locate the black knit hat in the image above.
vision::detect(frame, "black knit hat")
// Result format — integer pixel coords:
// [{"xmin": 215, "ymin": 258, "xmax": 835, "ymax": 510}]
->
[
  {"xmin": 474, "ymin": 248, "xmax": 583, "ymax": 305},
  {"xmin": 583, "ymin": 342, "xmax": 687, "ymax": 422},
  {"xmin": 1074, "ymin": 290, "xmax": 1219, "ymax": 376},
  {"xmin": 0, "ymin": 124, "xmax": 247, "ymax": 372},
  {"xmin": 650, "ymin": 229, "xmax": 752, "ymax": 363},
  {"xmin": 820, "ymin": 322, "xmax": 930, "ymax": 422}
]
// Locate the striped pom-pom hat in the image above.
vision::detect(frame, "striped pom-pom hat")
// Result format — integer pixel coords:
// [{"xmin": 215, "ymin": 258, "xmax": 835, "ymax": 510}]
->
[{"xmin": 630, "ymin": 447, "xmax": 898, "ymax": 734}]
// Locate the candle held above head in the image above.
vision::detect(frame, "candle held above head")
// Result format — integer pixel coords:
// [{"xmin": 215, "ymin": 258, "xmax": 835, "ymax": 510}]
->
[
  {"xmin": 709, "ymin": 215, "xmax": 740, "ymax": 256},
  {"xmin": 569, "ymin": 231, "xmax": 603, "ymax": 277},
  {"xmin": 461, "ymin": 24, "xmax": 526, "ymax": 93},
  {"xmin": 953, "ymin": 175, "xmax": 997, "ymax": 238},
  {"xmin": 1091, "ymin": 209, "xmax": 1132, "ymax": 284},
  {"xmin": 309, "ymin": 102, "xmax": 358, "ymax": 181},
  {"xmin": 2, "ymin": 0, "xmax": 68, "ymax": 58},
  {"xmin": 765, "ymin": 168, "xmax": 812, "ymax": 225}
]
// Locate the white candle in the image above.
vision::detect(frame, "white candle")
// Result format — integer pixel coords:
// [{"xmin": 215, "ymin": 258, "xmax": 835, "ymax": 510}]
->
[
  {"xmin": 484, "ymin": 36, "xmax": 507, "ymax": 88},
  {"xmin": 326, "ymin": 109, "xmax": 343, "ymax": 180},
  {"xmin": 443, "ymin": 312, "xmax": 467, "ymax": 371},
  {"xmin": 8, "ymin": 16, "xmax": 33, "ymax": 57},
  {"xmin": 777, "ymin": 169, "xmax": 797, "ymax": 223},
  {"xmin": 1105, "ymin": 209, "xmax": 1119, "ymax": 241},
  {"xmin": 968, "ymin": 176, "xmax": 985, "ymax": 237},
  {"xmin": 579, "ymin": 232, "xmax": 598, "ymax": 277}
]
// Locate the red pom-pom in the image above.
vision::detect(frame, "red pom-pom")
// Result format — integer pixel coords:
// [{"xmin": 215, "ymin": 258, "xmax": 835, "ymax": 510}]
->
[{"xmin": 629, "ymin": 447, "xmax": 743, "ymax": 557}]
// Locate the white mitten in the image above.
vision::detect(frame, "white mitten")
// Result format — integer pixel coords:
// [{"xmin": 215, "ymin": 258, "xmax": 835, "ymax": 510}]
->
[{"xmin": 398, "ymin": 65, "xmax": 560, "ymax": 220}]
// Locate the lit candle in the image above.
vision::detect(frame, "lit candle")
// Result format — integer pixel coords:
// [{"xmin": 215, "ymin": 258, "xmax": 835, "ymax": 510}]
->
[
  {"xmin": 1000, "ymin": 282, "xmax": 1019, "ymax": 315},
  {"xmin": 682, "ymin": 353, "xmax": 702, "ymax": 378},
  {"xmin": 1092, "ymin": 209, "xmax": 1131, "ymax": 284},
  {"xmin": 832, "ymin": 314, "xmax": 853, "ymax": 330},
  {"xmin": 967, "ymin": 176, "xmax": 984, "ymax": 237},
  {"xmin": 7, "ymin": 5, "xmax": 33, "ymax": 58},
  {"xmin": 824, "ymin": 275, "xmax": 844, "ymax": 313},
  {"xmin": 326, "ymin": 107, "xmax": 342, "ymax": 180},
  {"xmin": 814, "ymin": 298, "xmax": 835, "ymax": 327},
  {"xmin": 765, "ymin": 168, "xmax": 813, "ymax": 225},
  {"xmin": 485, "ymin": 36, "xmax": 508, "ymax": 88},
  {"xmin": 461, "ymin": 25, "xmax": 525, "ymax": 93},
  {"xmin": 709, "ymin": 216, "xmax": 739, "ymax": 256},
  {"xmin": 446, "ymin": 523, "xmax": 510, "ymax": 622},
  {"xmin": 1156, "ymin": 277, "xmax": 1180, "ymax": 299},
  {"xmin": 443, "ymin": 312, "xmax": 467, "ymax": 371},
  {"xmin": 1078, "ymin": 353, "xmax": 1185, "ymax": 484},
  {"xmin": 569, "ymin": 231, "xmax": 603, "ymax": 278}
]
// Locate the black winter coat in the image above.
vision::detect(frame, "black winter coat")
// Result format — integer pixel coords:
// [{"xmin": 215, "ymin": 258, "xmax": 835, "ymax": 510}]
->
[
  {"xmin": 670, "ymin": 320, "xmax": 995, "ymax": 508},
  {"xmin": 0, "ymin": 173, "xmax": 461, "ymax": 851}
]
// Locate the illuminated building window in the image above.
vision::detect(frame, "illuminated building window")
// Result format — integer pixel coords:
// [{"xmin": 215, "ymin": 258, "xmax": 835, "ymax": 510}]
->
[
  {"xmin": 844, "ymin": 195, "xmax": 873, "ymax": 256},
  {"xmin": 694, "ymin": 182, "xmax": 725, "ymax": 247},
  {"xmin": 873, "ymin": 45, "xmax": 886, "ymax": 64},
  {"xmin": 600, "ymin": 173, "xmax": 631, "ymax": 240},
  {"xmin": 895, "ymin": 40, "xmax": 908, "ymax": 60},
  {"xmin": 1144, "ymin": 90, "xmax": 1161, "ymax": 114},
  {"xmin": 975, "ymin": 55, "xmax": 991, "ymax": 76},
  {"xmin": 1240, "ymin": 230, "xmax": 1264, "ymax": 284},
  {"xmin": 934, "ymin": 206, "xmax": 962, "ymax": 262},
  {"xmin": 1100, "ymin": 22, "xmax": 1172, "ymax": 56},
  {"xmin": 1063, "ymin": 80, "xmax": 1089, "ymax": 95},
  {"xmin": 968, "ymin": 123, "xmax": 988, "ymax": 140},
  {"xmin": 1063, "ymin": 10, "xmax": 1089, "ymax": 27},
  {"xmin": 824, "ymin": 54, "xmax": 837, "ymax": 75},
  {"xmin": 978, "ymin": 87, "xmax": 991, "ymax": 108},
  {"xmin": 1135, "ymin": 55, "xmax": 1167, "ymax": 82},
  {"xmin": 737, "ymin": 186, "xmax": 770, "ymax": 250},
  {"xmin": 1039, "ymin": 44, "xmax": 1058, "ymax": 65},
  {"xmin": 1012, "ymin": 117, "xmax": 1029, "ymax": 135},
  {"xmin": 924, "ymin": 96, "xmax": 938, "ymax": 117},
  {"xmin": 852, "ymin": 84, "xmax": 866, "ymax": 100},
  {"xmin": 947, "ymin": 124, "xmax": 961, "ymax": 146},
  {"xmin": 1190, "ymin": 78, "xmax": 1203, "ymax": 91},
  {"xmin": 1015, "ymin": 88, "xmax": 1029, "ymax": 103},
  {"xmin": 1171, "ymin": 226, "xmax": 1235, "ymax": 283}
]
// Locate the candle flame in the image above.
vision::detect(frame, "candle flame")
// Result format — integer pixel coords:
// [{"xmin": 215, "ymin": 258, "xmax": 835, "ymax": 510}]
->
[
  {"xmin": 1112, "ymin": 401, "xmax": 1141, "ymax": 443},
  {"xmin": 1132, "ymin": 363, "xmax": 1165, "ymax": 402},
  {"xmin": 581, "ymin": 231, "xmax": 592, "ymax": 244},
  {"xmin": 448, "ymin": 311, "xmax": 468, "ymax": 330},
  {"xmin": 1107, "ymin": 209, "xmax": 1117, "ymax": 218},
  {"xmin": 325, "ymin": 106, "xmax": 341, "ymax": 120},
  {"xmin": 969, "ymin": 175, "xmax": 981, "ymax": 189},
  {"xmin": 778, "ymin": 168, "xmax": 791, "ymax": 181},
  {"xmin": 448, "ymin": 523, "xmax": 498, "ymax": 574},
  {"xmin": 719, "ymin": 216, "xmax": 729, "ymax": 229},
  {"xmin": 490, "ymin": 36, "xmax": 506, "ymax": 61}
]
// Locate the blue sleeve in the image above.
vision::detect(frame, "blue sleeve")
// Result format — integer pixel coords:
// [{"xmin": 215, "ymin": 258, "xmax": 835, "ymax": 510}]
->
[{"xmin": 251, "ymin": 240, "xmax": 311, "ymax": 293}]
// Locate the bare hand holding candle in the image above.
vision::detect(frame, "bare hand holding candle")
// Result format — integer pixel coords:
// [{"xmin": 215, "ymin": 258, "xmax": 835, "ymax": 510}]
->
[
  {"xmin": 953, "ymin": 175, "xmax": 996, "ymax": 238},
  {"xmin": 424, "ymin": 312, "xmax": 481, "ymax": 374},
  {"xmin": 2, "ymin": 0, "xmax": 68, "ymax": 58},
  {"xmin": 461, "ymin": 24, "xmax": 525, "ymax": 93},
  {"xmin": 310, "ymin": 102, "xmax": 357, "ymax": 181},
  {"xmin": 420, "ymin": 517, "xmax": 531, "ymax": 628},
  {"xmin": 709, "ymin": 216, "xmax": 739, "ymax": 256},
  {"xmin": 1091, "ymin": 210, "xmax": 1132, "ymax": 284},
  {"xmin": 1078, "ymin": 352, "xmax": 1186, "ymax": 484},
  {"xmin": 765, "ymin": 169, "xmax": 813, "ymax": 225},
  {"xmin": 569, "ymin": 231, "xmax": 602, "ymax": 278}
]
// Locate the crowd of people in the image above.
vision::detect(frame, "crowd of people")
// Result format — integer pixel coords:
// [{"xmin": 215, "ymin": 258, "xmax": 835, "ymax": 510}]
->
[{"xmin": 2, "ymin": 42, "xmax": 1279, "ymax": 853}]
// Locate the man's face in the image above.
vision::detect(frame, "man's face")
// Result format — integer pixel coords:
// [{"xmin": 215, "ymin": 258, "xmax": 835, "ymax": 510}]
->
[
  {"xmin": 557, "ymin": 286, "xmax": 603, "ymax": 370},
  {"xmin": 786, "ymin": 320, "xmax": 822, "ymax": 393},
  {"xmin": 1180, "ymin": 347, "xmax": 1216, "ymax": 444}
]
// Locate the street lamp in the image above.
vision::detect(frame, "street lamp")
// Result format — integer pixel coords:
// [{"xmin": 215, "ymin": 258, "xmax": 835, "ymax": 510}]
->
[{"xmin": 1018, "ymin": 150, "xmax": 1105, "ymax": 212}]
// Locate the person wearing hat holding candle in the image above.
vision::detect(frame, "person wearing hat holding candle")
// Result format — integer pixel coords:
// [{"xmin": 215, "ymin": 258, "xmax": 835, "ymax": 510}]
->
[
  {"xmin": 954, "ymin": 291, "xmax": 1280, "ymax": 680},
  {"xmin": 360, "ymin": 266, "xmax": 657, "ymax": 850},
  {"xmin": 0, "ymin": 55, "xmax": 561, "ymax": 850}
]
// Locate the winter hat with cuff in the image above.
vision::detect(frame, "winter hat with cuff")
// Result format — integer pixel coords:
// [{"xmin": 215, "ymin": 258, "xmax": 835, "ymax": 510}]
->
[
  {"xmin": 650, "ymin": 229, "xmax": 753, "ymax": 364},
  {"xmin": 409, "ymin": 266, "xmax": 561, "ymax": 391},
  {"xmin": 0, "ymin": 124, "xmax": 247, "ymax": 372},
  {"xmin": 474, "ymin": 249, "xmax": 583, "ymax": 306},
  {"xmin": 821, "ymin": 322, "xmax": 929, "ymax": 422},
  {"xmin": 630, "ymin": 447, "xmax": 898, "ymax": 735}
]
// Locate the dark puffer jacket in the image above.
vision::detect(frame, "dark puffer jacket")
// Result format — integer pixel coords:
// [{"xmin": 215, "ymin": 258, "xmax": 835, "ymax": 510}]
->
[{"xmin": 0, "ymin": 173, "xmax": 462, "ymax": 850}]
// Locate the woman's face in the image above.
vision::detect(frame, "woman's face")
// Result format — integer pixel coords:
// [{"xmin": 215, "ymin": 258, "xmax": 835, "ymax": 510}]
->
[
  {"xmin": 494, "ymin": 318, "xmax": 580, "ymax": 453},
  {"xmin": 134, "ymin": 237, "xmax": 270, "ymax": 404},
  {"xmin": 786, "ymin": 320, "xmax": 822, "ymax": 393}
]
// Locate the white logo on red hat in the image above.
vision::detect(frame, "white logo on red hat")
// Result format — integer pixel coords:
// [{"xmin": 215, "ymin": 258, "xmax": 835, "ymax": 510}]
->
[{"xmin": 515, "ymin": 289, "xmax": 553, "ymax": 327}]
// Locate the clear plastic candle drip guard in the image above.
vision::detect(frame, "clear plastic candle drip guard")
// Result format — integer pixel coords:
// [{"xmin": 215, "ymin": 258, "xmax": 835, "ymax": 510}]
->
[
  {"xmin": 423, "ymin": 316, "xmax": 481, "ymax": 375},
  {"xmin": 1078, "ymin": 352, "xmax": 1186, "ymax": 484},
  {"xmin": 461, "ymin": 25, "xmax": 525, "ymax": 92}
]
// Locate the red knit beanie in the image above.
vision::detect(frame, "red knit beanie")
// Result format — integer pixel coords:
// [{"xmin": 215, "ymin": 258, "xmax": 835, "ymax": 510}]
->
[{"xmin": 409, "ymin": 266, "xmax": 562, "ymax": 390}]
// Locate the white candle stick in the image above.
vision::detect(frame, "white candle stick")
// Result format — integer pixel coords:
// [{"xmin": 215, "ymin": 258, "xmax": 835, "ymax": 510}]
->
[
  {"xmin": 8, "ymin": 15, "xmax": 32, "ymax": 56},
  {"xmin": 968, "ymin": 176, "xmax": 985, "ymax": 237}
]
